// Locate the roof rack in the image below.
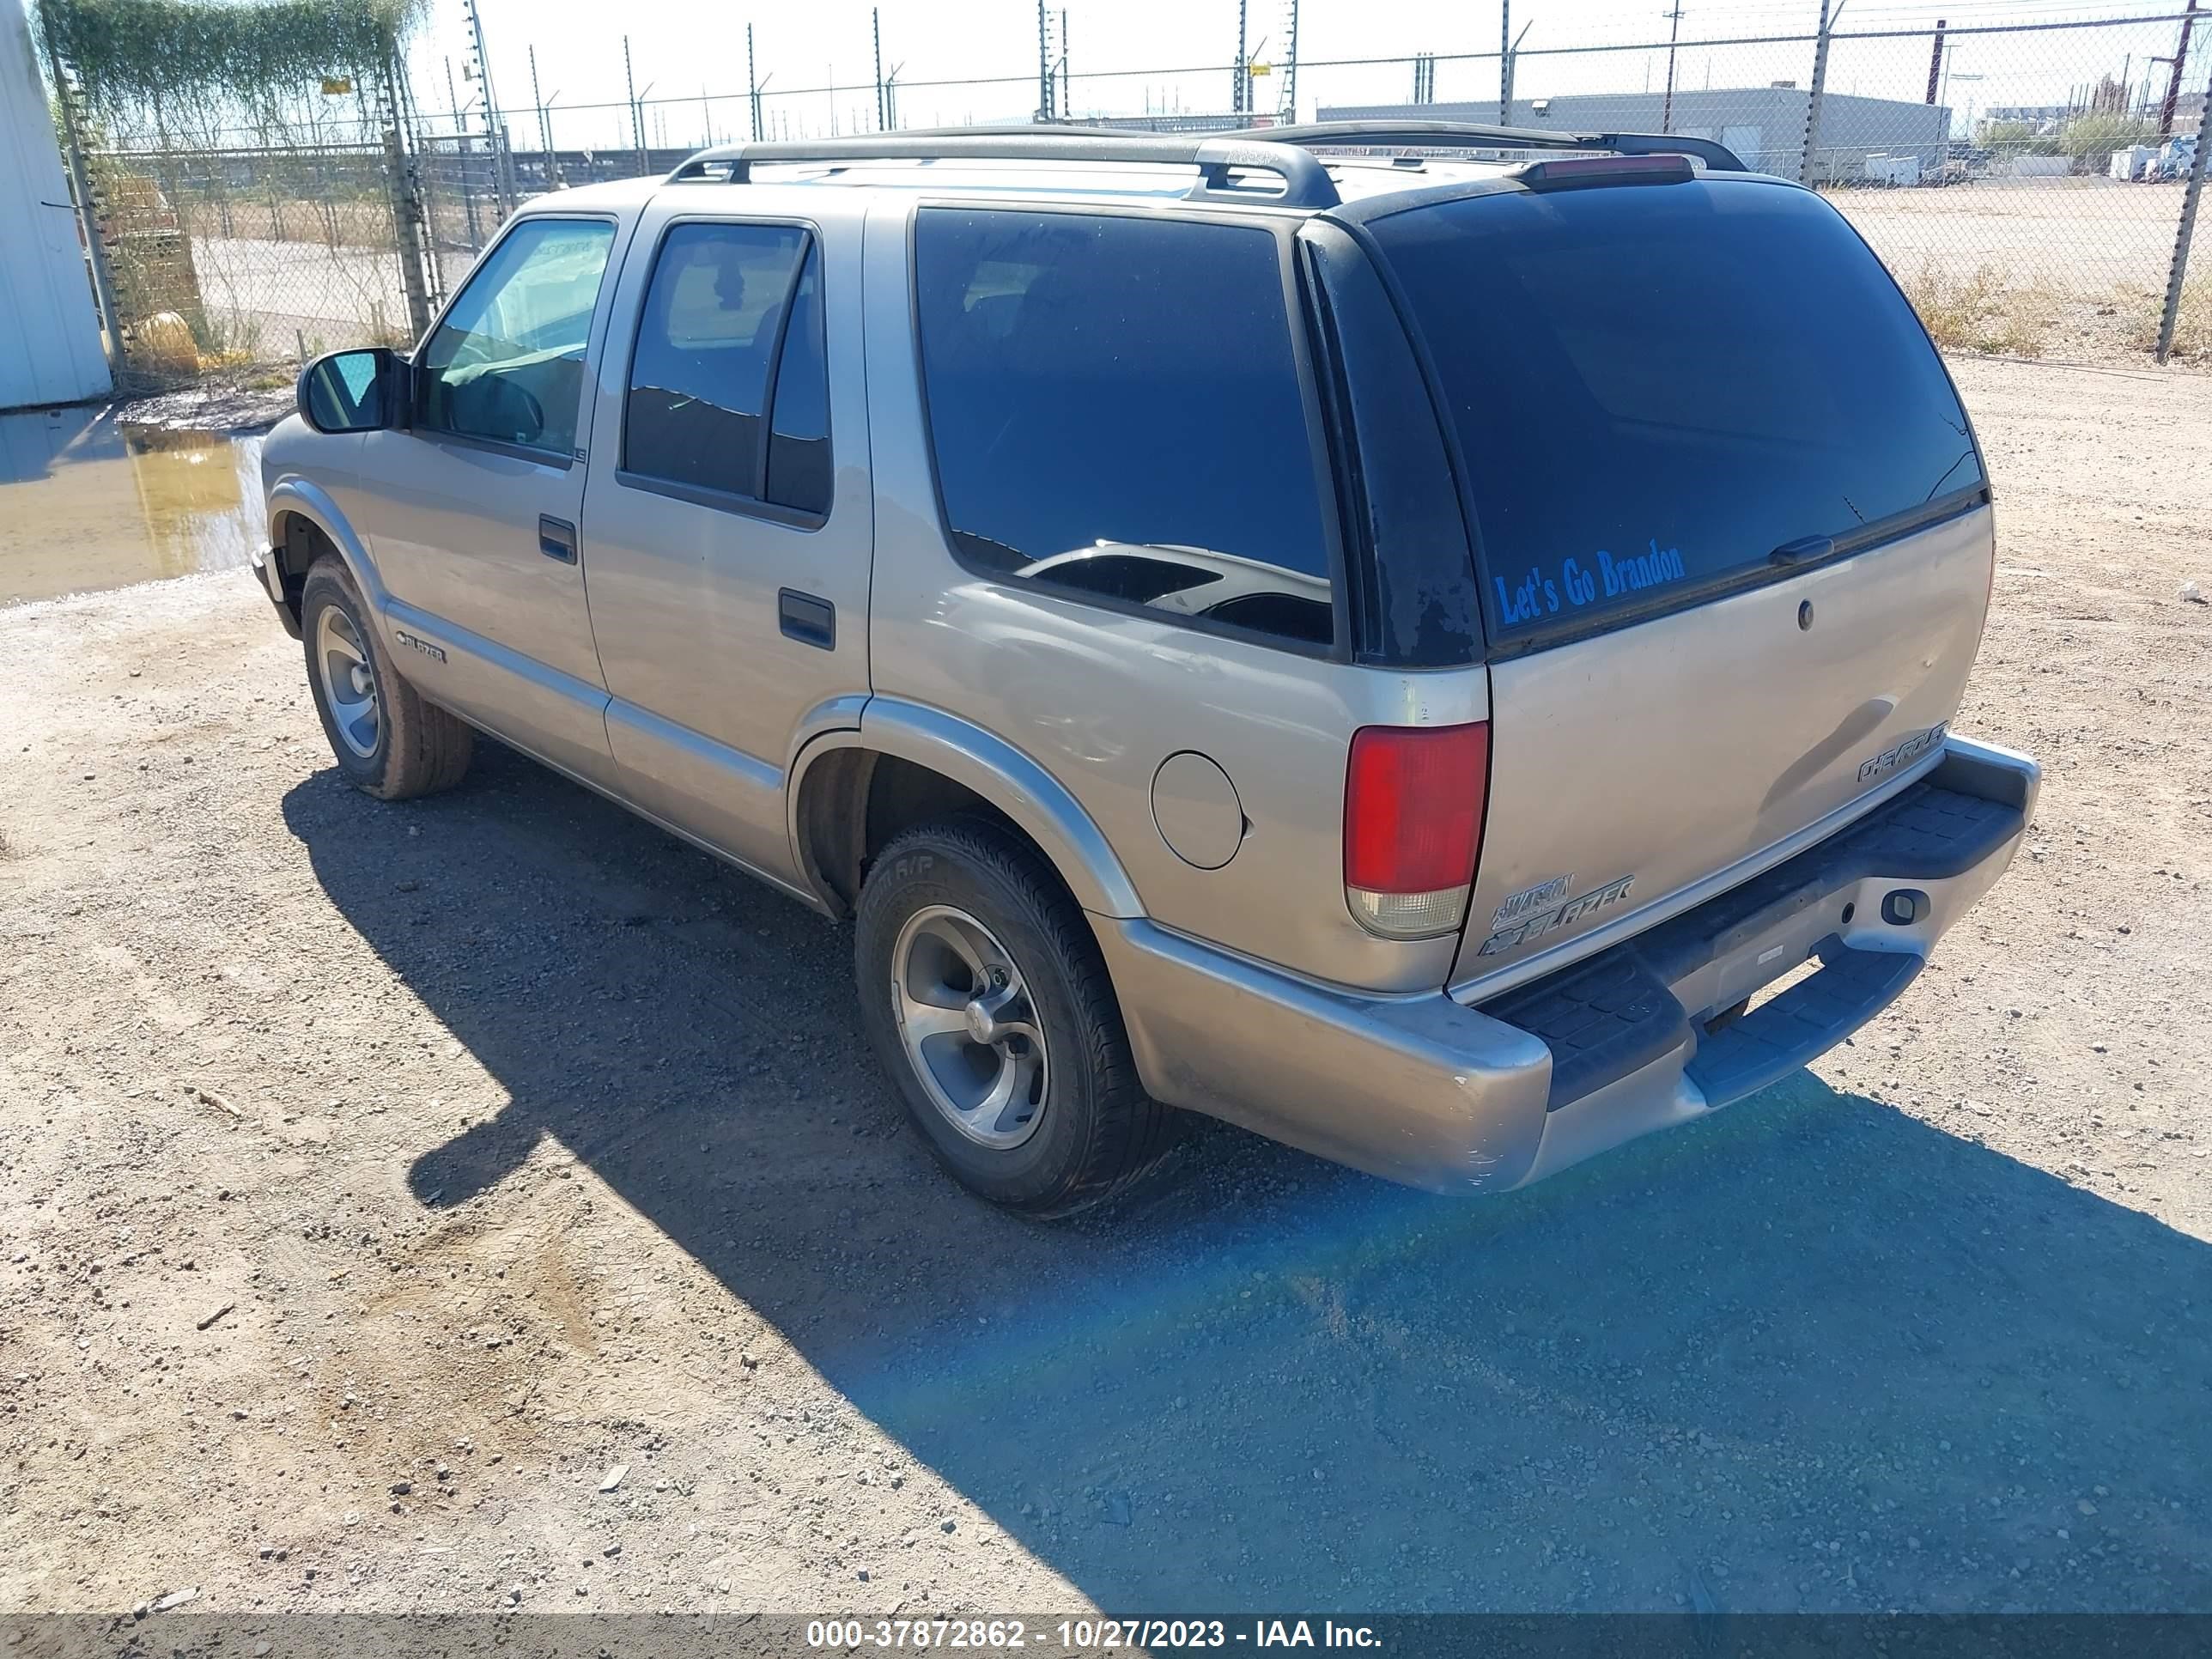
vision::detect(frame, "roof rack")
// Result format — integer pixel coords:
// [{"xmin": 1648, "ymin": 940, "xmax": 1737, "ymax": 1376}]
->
[
  {"xmin": 1253, "ymin": 118, "xmax": 1747, "ymax": 173},
  {"xmin": 660, "ymin": 118, "xmax": 1747, "ymax": 209},
  {"xmin": 666, "ymin": 125, "xmax": 1343, "ymax": 208}
]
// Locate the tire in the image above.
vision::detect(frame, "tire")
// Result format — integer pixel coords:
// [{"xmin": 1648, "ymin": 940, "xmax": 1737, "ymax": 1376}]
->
[
  {"xmin": 300, "ymin": 556, "xmax": 473, "ymax": 801},
  {"xmin": 854, "ymin": 817, "xmax": 1179, "ymax": 1217}
]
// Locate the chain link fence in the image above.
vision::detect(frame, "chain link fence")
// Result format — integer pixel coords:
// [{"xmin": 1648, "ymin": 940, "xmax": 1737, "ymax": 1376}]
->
[
  {"xmin": 85, "ymin": 137, "xmax": 416, "ymax": 369},
  {"xmin": 51, "ymin": 9, "xmax": 2212, "ymax": 380}
]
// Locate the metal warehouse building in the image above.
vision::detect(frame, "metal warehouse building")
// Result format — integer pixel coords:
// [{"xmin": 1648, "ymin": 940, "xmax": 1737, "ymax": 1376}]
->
[
  {"xmin": 1319, "ymin": 88, "xmax": 1955, "ymax": 182},
  {"xmin": 2, "ymin": 0, "xmax": 110, "ymax": 409}
]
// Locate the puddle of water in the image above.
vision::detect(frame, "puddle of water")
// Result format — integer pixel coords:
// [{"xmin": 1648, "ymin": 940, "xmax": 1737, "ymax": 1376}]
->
[{"xmin": 0, "ymin": 406, "xmax": 266, "ymax": 606}]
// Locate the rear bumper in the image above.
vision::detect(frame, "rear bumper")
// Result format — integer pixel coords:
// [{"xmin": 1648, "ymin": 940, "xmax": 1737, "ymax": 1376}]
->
[{"xmin": 1099, "ymin": 735, "xmax": 2039, "ymax": 1194}]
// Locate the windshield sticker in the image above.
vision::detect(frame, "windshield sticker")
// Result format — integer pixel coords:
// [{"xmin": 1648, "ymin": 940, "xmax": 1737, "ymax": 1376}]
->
[{"xmin": 1495, "ymin": 541, "xmax": 1688, "ymax": 628}]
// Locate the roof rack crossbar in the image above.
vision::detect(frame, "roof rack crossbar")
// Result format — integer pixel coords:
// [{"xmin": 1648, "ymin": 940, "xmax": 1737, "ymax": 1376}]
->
[
  {"xmin": 1249, "ymin": 119, "xmax": 1748, "ymax": 173},
  {"xmin": 666, "ymin": 125, "xmax": 1342, "ymax": 207}
]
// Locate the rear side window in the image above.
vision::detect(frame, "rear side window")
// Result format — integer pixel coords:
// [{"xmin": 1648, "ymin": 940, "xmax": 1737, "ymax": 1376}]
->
[
  {"xmin": 763, "ymin": 245, "xmax": 830, "ymax": 515},
  {"xmin": 624, "ymin": 222, "xmax": 830, "ymax": 519},
  {"xmin": 915, "ymin": 209, "xmax": 1334, "ymax": 648},
  {"xmin": 1367, "ymin": 179, "xmax": 1985, "ymax": 647}
]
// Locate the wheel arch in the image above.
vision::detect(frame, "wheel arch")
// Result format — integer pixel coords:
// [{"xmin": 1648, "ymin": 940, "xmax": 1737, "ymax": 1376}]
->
[
  {"xmin": 787, "ymin": 701, "xmax": 1146, "ymax": 923},
  {"xmin": 267, "ymin": 478, "xmax": 387, "ymax": 618}
]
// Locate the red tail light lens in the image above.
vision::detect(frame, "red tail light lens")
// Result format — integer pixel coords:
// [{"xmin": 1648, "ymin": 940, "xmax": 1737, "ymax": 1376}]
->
[{"xmin": 1343, "ymin": 722, "xmax": 1490, "ymax": 940}]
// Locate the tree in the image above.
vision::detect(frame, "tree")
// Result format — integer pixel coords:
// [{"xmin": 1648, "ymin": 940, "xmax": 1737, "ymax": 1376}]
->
[{"xmin": 2060, "ymin": 112, "xmax": 2159, "ymax": 164}]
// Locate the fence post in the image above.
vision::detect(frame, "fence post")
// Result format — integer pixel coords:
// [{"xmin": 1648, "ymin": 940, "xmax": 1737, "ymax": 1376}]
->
[
  {"xmin": 384, "ymin": 123, "xmax": 434, "ymax": 343},
  {"xmin": 2154, "ymin": 54, "xmax": 2212, "ymax": 362},
  {"xmin": 53, "ymin": 68, "xmax": 124, "ymax": 369},
  {"xmin": 1799, "ymin": 0, "xmax": 1832, "ymax": 186}
]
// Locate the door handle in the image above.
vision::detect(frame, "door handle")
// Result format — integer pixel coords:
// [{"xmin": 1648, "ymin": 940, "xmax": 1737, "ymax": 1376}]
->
[
  {"xmin": 778, "ymin": 588, "xmax": 835, "ymax": 650},
  {"xmin": 538, "ymin": 515, "xmax": 578, "ymax": 563}
]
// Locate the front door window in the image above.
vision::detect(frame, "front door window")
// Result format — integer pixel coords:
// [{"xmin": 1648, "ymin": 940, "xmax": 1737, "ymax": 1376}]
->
[{"xmin": 416, "ymin": 217, "xmax": 617, "ymax": 458}]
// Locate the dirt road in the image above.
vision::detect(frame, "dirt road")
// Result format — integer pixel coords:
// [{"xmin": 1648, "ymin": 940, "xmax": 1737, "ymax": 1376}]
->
[{"xmin": 3, "ymin": 356, "xmax": 2209, "ymax": 1623}]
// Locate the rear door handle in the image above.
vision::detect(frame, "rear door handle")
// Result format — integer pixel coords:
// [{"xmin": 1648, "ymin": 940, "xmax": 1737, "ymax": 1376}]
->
[
  {"xmin": 778, "ymin": 588, "xmax": 835, "ymax": 650},
  {"xmin": 538, "ymin": 515, "xmax": 578, "ymax": 563}
]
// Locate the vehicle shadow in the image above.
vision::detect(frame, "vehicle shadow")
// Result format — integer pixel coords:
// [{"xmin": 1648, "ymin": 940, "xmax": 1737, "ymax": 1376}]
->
[{"xmin": 283, "ymin": 744, "xmax": 2212, "ymax": 1613}]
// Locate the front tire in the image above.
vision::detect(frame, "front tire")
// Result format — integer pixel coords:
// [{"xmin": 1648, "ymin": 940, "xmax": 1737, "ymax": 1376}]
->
[
  {"xmin": 854, "ymin": 819, "xmax": 1178, "ymax": 1217},
  {"xmin": 300, "ymin": 556, "xmax": 473, "ymax": 800}
]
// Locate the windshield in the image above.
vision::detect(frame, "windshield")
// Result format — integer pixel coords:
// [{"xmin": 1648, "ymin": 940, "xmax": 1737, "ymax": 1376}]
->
[{"xmin": 1365, "ymin": 177, "xmax": 1984, "ymax": 646}]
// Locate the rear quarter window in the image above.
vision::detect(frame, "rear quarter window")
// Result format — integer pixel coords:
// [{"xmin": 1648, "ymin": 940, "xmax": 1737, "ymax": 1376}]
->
[
  {"xmin": 1366, "ymin": 179, "xmax": 1985, "ymax": 649},
  {"xmin": 913, "ymin": 208, "xmax": 1337, "ymax": 650}
]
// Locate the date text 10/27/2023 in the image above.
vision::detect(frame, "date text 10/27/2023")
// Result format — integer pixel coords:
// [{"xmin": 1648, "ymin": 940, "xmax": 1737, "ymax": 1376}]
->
[{"xmin": 804, "ymin": 1617, "xmax": 1384, "ymax": 1650}]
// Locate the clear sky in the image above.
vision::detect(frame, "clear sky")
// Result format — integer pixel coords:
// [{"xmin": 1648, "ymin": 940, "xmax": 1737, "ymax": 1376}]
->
[{"xmin": 40, "ymin": 0, "xmax": 2195, "ymax": 149}]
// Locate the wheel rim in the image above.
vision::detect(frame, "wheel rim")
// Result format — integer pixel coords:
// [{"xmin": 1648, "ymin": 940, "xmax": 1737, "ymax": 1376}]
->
[
  {"xmin": 890, "ymin": 904, "xmax": 1049, "ymax": 1150},
  {"xmin": 314, "ymin": 605, "xmax": 380, "ymax": 760}
]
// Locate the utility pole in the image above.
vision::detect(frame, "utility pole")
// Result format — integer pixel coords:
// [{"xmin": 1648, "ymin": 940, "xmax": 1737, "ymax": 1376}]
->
[
  {"xmin": 1501, "ymin": 0, "xmax": 1510, "ymax": 124},
  {"xmin": 1800, "ymin": 0, "xmax": 1838, "ymax": 185},
  {"xmin": 1036, "ymin": 0, "xmax": 1055, "ymax": 121},
  {"xmin": 623, "ymin": 35, "xmax": 642, "ymax": 175},
  {"xmin": 748, "ymin": 24, "xmax": 762, "ymax": 143},
  {"xmin": 462, "ymin": 0, "xmax": 514, "ymax": 210},
  {"xmin": 873, "ymin": 9, "xmax": 885, "ymax": 132},
  {"xmin": 1281, "ymin": 0, "xmax": 1298, "ymax": 119},
  {"xmin": 529, "ymin": 46, "xmax": 552, "ymax": 188},
  {"xmin": 1926, "ymin": 17, "xmax": 1947, "ymax": 105},
  {"xmin": 1237, "ymin": 0, "xmax": 1249, "ymax": 116},
  {"xmin": 462, "ymin": 0, "xmax": 498, "ymax": 135},
  {"xmin": 1502, "ymin": 14, "xmax": 1530, "ymax": 124},
  {"xmin": 1061, "ymin": 10, "xmax": 1071, "ymax": 118},
  {"xmin": 2156, "ymin": 0, "xmax": 2197, "ymax": 137},
  {"xmin": 2156, "ymin": 43, "xmax": 2211, "ymax": 359},
  {"xmin": 1661, "ymin": 3, "xmax": 1685, "ymax": 135}
]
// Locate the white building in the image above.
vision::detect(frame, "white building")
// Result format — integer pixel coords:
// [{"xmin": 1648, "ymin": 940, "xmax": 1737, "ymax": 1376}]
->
[
  {"xmin": 1320, "ymin": 87, "xmax": 1956, "ymax": 185},
  {"xmin": 2, "ymin": 2, "xmax": 110, "ymax": 410}
]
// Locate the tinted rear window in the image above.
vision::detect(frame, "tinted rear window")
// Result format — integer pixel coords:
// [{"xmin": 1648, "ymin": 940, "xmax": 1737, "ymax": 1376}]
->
[
  {"xmin": 1367, "ymin": 179, "xmax": 1984, "ymax": 645},
  {"xmin": 914, "ymin": 209, "xmax": 1335, "ymax": 649}
]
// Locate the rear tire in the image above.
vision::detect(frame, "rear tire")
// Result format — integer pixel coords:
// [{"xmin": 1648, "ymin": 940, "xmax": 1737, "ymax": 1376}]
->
[
  {"xmin": 300, "ymin": 556, "xmax": 473, "ymax": 800},
  {"xmin": 855, "ymin": 818, "xmax": 1178, "ymax": 1217}
]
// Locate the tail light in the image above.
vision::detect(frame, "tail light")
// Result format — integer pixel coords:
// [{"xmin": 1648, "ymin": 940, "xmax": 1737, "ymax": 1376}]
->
[{"xmin": 1343, "ymin": 722, "xmax": 1490, "ymax": 940}]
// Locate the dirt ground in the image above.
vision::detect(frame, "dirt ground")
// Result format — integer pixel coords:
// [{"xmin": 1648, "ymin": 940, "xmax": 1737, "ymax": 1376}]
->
[{"xmin": 2, "ymin": 356, "xmax": 2209, "ymax": 1628}]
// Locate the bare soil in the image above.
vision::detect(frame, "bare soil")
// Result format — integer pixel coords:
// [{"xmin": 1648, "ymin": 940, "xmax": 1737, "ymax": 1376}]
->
[{"xmin": 2, "ymin": 356, "xmax": 2209, "ymax": 1624}]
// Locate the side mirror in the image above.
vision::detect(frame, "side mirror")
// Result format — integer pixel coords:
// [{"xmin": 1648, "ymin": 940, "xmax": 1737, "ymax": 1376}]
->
[{"xmin": 297, "ymin": 348, "xmax": 410, "ymax": 434}]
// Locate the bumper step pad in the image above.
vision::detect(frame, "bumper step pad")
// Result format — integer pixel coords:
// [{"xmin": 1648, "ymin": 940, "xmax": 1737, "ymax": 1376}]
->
[
  {"xmin": 1485, "ymin": 953, "xmax": 1688, "ymax": 1112},
  {"xmin": 1684, "ymin": 939, "xmax": 1922, "ymax": 1109},
  {"xmin": 1479, "ymin": 780, "xmax": 2022, "ymax": 1114}
]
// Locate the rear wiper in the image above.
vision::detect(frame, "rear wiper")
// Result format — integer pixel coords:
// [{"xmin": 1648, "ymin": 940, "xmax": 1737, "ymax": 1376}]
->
[{"xmin": 1769, "ymin": 534, "xmax": 1836, "ymax": 567}]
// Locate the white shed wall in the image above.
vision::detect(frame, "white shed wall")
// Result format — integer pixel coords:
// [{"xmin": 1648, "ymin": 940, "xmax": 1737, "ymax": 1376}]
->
[{"xmin": 1, "ymin": 3, "xmax": 111, "ymax": 410}]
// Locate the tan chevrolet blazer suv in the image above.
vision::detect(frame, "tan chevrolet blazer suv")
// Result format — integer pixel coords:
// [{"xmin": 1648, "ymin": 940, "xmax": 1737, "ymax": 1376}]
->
[{"xmin": 254, "ymin": 121, "xmax": 2040, "ymax": 1216}]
